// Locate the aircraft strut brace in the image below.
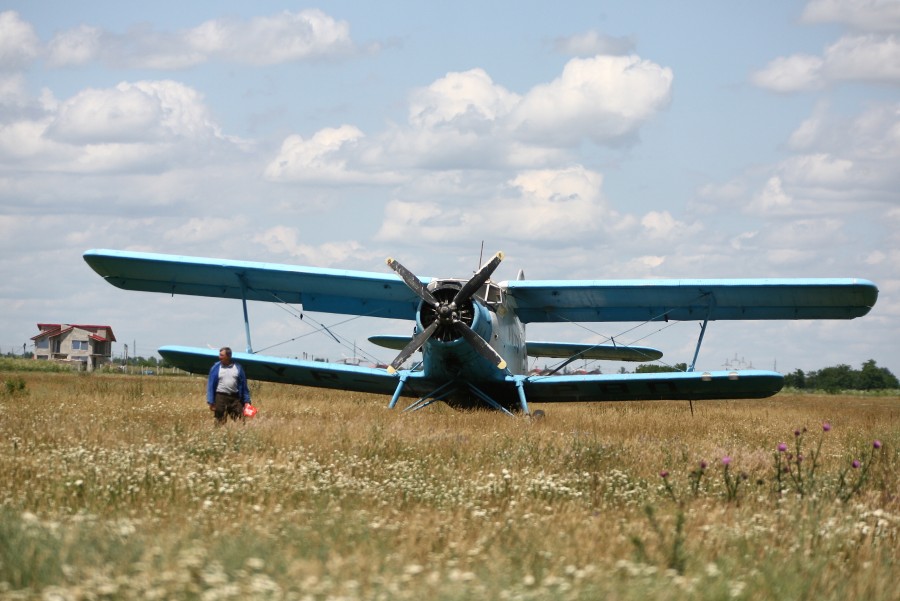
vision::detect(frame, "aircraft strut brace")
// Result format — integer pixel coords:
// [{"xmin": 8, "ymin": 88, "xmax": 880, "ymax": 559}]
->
[
  {"xmin": 688, "ymin": 293, "xmax": 716, "ymax": 372},
  {"xmin": 237, "ymin": 273, "xmax": 253, "ymax": 353},
  {"xmin": 392, "ymin": 376, "xmax": 521, "ymax": 416}
]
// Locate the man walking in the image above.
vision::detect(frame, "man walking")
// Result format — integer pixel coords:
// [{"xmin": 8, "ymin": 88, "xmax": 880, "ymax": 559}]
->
[{"xmin": 207, "ymin": 347, "xmax": 251, "ymax": 423}]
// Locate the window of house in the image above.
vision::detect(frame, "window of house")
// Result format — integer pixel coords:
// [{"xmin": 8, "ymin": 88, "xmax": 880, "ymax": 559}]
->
[
  {"xmin": 72, "ymin": 340, "xmax": 90, "ymax": 351},
  {"xmin": 36, "ymin": 339, "xmax": 49, "ymax": 349}
]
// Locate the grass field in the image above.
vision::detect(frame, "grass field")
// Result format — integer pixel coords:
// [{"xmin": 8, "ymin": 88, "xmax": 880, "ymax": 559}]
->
[{"xmin": 1, "ymin": 370, "xmax": 897, "ymax": 600}]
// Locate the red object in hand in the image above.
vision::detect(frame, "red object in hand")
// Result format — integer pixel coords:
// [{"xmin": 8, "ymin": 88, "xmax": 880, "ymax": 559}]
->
[{"xmin": 243, "ymin": 404, "xmax": 258, "ymax": 418}]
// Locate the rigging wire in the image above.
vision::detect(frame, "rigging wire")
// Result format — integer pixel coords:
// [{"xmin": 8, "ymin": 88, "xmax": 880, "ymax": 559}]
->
[
  {"xmin": 249, "ymin": 290, "xmax": 392, "ymax": 367},
  {"xmin": 527, "ymin": 291, "xmax": 715, "ymax": 378}
]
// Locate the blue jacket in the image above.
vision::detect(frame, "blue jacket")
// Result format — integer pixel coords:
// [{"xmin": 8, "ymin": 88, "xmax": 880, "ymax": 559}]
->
[{"xmin": 207, "ymin": 361, "xmax": 251, "ymax": 405}]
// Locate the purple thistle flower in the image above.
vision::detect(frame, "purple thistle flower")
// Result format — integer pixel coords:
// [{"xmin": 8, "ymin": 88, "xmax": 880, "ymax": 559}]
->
[
  {"xmin": 660, "ymin": 470, "xmax": 669, "ymax": 479},
  {"xmin": 700, "ymin": 460, "xmax": 708, "ymax": 470},
  {"xmin": 822, "ymin": 422, "xmax": 831, "ymax": 432},
  {"xmin": 722, "ymin": 456, "xmax": 731, "ymax": 466},
  {"xmin": 852, "ymin": 460, "xmax": 861, "ymax": 469},
  {"xmin": 777, "ymin": 443, "xmax": 787, "ymax": 453},
  {"xmin": 794, "ymin": 429, "xmax": 801, "ymax": 437},
  {"xmin": 873, "ymin": 440, "xmax": 882, "ymax": 449}
]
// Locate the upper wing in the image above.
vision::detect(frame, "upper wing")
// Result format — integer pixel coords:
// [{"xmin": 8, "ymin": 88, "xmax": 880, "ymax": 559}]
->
[
  {"xmin": 84, "ymin": 249, "xmax": 423, "ymax": 320},
  {"xmin": 519, "ymin": 370, "xmax": 784, "ymax": 403},
  {"xmin": 503, "ymin": 278, "xmax": 878, "ymax": 323}
]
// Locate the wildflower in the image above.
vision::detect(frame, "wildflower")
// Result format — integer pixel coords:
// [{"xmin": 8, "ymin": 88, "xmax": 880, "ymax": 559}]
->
[
  {"xmin": 699, "ymin": 460, "xmax": 708, "ymax": 470},
  {"xmin": 873, "ymin": 440, "xmax": 882, "ymax": 449},
  {"xmin": 822, "ymin": 422, "xmax": 831, "ymax": 432},
  {"xmin": 777, "ymin": 443, "xmax": 787, "ymax": 453},
  {"xmin": 794, "ymin": 430, "xmax": 801, "ymax": 437},
  {"xmin": 659, "ymin": 470, "xmax": 670, "ymax": 479},
  {"xmin": 721, "ymin": 456, "xmax": 731, "ymax": 466},
  {"xmin": 852, "ymin": 460, "xmax": 861, "ymax": 469}
]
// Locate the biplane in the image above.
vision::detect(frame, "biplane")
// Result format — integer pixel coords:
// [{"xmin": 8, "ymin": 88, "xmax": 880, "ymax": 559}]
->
[{"xmin": 83, "ymin": 249, "xmax": 878, "ymax": 415}]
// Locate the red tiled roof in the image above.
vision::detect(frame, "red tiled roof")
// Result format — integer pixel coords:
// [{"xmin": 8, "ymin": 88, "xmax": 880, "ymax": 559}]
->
[{"xmin": 32, "ymin": 324, "xmax": 117, "ymax": 342}]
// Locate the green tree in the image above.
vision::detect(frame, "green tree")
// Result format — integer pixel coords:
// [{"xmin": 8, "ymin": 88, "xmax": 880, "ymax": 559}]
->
[
  {"xmin": 808, "ymin": 364, "xmax": 856, "ymax": 392},
  {"xmin": 635, "ymin": 362, "xmax": 688, "ymax": 373},
  {"xmin": 783, "ymin": 368, "xmax": 806, "ymax": 389},
  {"xmin": 858, "ymin": 359, "xmax": 899, "ymax": 390}
]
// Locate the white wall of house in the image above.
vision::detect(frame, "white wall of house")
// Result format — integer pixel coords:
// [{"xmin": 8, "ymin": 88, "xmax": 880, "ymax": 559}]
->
[{"xmin": 32, "ymin": 325, "xmax": 113, "ymax": 371}]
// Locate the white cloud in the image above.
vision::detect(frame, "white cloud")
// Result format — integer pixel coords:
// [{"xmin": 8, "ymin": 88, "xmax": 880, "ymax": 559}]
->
[
  {"xmin": 640, "ymin": 211, "xmax": 702, "ymax": 240},
  {"xmin": 823, "ymin": 34, "xmax": 900, "ymax": 82},
  {"xmin": 196, "ymin": 10, "xmax": 355, "ymax": 65},
  {"xmin": 163, "ymin": 218, "xmax": 244, "ymax": 245},
  {"xmin": 552, "ymin": 31, "xmax": 636, "ymax": 57},
  {"xmin": 43, "ymin": 9, "xmax": 356, "ymax": 70},
  {"xmin": 271, "ymin": 55, "xmax": 673, "ymax": 180},
  {"xmin": 408, "ymin": 69, "xmax": 520, "ymax": 130},
  {"xmin": 802, "ymin": 0, "xmax": 900, "ymax": 33},
  {"xmin": 49, "ymin": 85, "xmax": 165, "ymax": 144},
  {"xmin": 264, "ymin": 125, "xmax": 401, "ymax": 184},
  {"xmin": 747, "ymin": 176, "xmax": 796, "ymax": 215},
  {"xmin": 500, "ymin": 167, "xmax": 612, "ymax": 238},
  {"xmin": 375, "ymin": 198, "xmax": 467, "ymax": 244},
  {"xmin": 0, "ymin": 73, "xmax": 29, "ymax": 108},
  {"xmin": 753, "ymin": 35, "xmax": 900, "ymax": 91},
  {"xmin": 786, "ymin": 104, "xmax": 900, "ymax": 191},
  {"xmin": 253, "ymin": 226, "xmax": 372, "ymax": 266},
  {"xmin": 758, "ymin": 218, "xmax": 847, "ymax": 266},
  {"xmin": 0, "ymin": 80, "xmax": 243, "ymax": 174},
  {"xmin": 510, "ymin": 55, "xmax": 673, "ymax": 145},
  {"xmin": 751, "ymin": 55, "xmax": 824, "ymax": 92},
  {"xmin": 376, "ymin": 165, "xmax": 622, "ymax": 245},
  {"xmin": 0, "ymin": 11, "xmax": 40, "ymax": 71},
  {"xmin": 48, "ymin": 80, "xmax": 227, "ymax": 145},
  {"xmin": 46, "ymin": 25, "xmax": 102, "ymax": 67},
  {"xmin": 733, "ymin": 102, "xmax": 900, "ymax": 219}
]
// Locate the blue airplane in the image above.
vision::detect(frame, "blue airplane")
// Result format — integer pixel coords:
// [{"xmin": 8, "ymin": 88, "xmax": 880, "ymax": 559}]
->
[{"xmin": 83, "ymin": 249, "xmax": 878, "ymax": 415}]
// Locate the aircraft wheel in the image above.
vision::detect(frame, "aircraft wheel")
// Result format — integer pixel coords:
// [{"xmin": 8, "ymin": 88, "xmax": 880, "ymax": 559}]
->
[{"xmin": 529, "ymin": 409, "xmax": 545, "ymax": 420}]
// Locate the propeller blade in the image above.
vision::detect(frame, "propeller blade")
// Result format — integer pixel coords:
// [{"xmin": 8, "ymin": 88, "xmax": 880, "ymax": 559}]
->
[
  {"xmin": 454, "ymin": 320, "xmax": 507, "ymax": 371},
  {"xmin": 386, "ymin": 257, "xmax": 439, "ymax": 306},
  {"xmin": 453, "ymin": 251, "xmax": 504, "ymax": 305},
  {"xmin": 387, "ymin": 321, "xmax": 439, "ymax": 374}
]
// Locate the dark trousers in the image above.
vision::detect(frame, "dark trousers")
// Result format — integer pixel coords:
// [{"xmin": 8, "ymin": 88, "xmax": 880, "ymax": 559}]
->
[{"xmin": 214, "ymin": 392, "xmax": 244, "ymax": 424}]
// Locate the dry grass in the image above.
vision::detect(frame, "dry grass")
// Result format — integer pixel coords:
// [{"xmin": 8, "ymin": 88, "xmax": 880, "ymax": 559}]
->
[{"xmin": 1, "ymin": 370, "xmax": 898, "ymax": 600}]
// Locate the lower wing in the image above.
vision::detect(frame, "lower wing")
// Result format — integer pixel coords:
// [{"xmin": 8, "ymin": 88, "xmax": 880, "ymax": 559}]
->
[
  {"xmin": 519, "ymin": 370, "xmax": 784, "ymax": 403},
  {"xmin": 159, "ymin": 346, "xmax": 405, "ymax": 396}
]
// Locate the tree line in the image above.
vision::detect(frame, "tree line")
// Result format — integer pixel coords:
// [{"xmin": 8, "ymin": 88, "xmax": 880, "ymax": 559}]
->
[
  {"xmin": 632, "ymin": 359, "xmax": 897, "ymax": 392},
  {"xmin": 782, "ymin": 359, "xmax": 898, "ymax": 392}
]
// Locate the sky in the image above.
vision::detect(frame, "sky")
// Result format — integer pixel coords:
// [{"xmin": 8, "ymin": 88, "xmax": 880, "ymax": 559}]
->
[{"xmin": 1, "ymin": 0, "xmax": 898, "ymax": 377}]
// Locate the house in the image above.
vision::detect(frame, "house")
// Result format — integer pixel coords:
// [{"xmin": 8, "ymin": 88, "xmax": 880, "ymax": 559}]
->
[{"xmin": 31, "ymin": 323, "xmax": 116, "ymax": 371}]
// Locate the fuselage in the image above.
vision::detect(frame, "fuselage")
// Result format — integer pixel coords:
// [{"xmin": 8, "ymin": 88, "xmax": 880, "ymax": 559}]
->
[{"xmin": 417, "ymin": 278, "xmax": 527, "ymax": 385}]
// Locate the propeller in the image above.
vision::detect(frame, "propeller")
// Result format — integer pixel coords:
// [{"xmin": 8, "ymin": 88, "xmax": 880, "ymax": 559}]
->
[{"xmin": 385, "ymin": 252, "xmax": 507, "ymax": 374}]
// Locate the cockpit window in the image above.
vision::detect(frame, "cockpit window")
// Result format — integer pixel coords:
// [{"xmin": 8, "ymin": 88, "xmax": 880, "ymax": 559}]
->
[{"xmin": 478, "ymin": 282, "xmax": 503, "ymax": 305}]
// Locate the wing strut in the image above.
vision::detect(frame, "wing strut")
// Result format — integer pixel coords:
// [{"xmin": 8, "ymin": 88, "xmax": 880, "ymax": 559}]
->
[
  {"xmin": 514, "ymin": 377, "xmax": 530, "ymax": 415},
  {"xmin": 402, "ymin": 380, "xmax": 457, "ymax": 412},
  {"xmin": 238, "ymin": 274, "xmax": 254, "ymax": 353},
  {"xmin": 688, "ymin": 294, "xmax": 715, "ymax": 372},
  {"xmin": 388, "ymin": 372, "xmax": 410, "ymax": 409}
]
